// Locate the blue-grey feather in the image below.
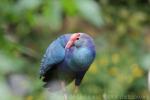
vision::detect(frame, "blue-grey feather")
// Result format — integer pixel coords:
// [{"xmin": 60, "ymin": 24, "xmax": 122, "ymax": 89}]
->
[
  {"xmin": 40, "ymin": 35, "xmax": 70, "ymax": 75},
  {"xmin": 39, "ymin": 33, "xmax": 96, "ymax": 89}
]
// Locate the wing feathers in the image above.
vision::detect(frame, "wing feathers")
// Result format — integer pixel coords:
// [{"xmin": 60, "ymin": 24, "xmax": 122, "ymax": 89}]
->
[{"xmin": 39, "ymin": 38, "xmax": 65, "ymax": 76}]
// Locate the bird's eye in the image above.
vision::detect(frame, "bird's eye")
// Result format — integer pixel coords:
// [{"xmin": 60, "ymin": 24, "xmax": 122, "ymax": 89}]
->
[{"xmin": 76, "ymin": 37, "xmax": 79, "ymax": 40}]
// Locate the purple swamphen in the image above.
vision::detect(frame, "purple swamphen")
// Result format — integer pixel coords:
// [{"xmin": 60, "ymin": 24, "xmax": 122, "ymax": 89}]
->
[{"xmin": 39, "ymin": 33, "xmax": 96, "ymax": 99}]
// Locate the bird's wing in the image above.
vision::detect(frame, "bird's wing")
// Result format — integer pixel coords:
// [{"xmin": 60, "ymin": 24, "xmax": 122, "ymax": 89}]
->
[{"xmin": 39, "ymin": 38, "xmax": 66, "ymax": 77}]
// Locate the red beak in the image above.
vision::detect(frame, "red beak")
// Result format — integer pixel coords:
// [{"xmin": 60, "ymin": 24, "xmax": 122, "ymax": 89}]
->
[
  {"xmin": 65, "ymin": 40, "xmax": 74, "ymax": 49},
  {"xmin": 65, "ymin": 33, "xmax": 80, "ymax": 49}
]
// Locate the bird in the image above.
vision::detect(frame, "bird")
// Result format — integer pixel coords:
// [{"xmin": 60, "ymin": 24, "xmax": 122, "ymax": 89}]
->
[{"xmin": 39, "ymin": 33, "xmax": 96, "ymax": 100}]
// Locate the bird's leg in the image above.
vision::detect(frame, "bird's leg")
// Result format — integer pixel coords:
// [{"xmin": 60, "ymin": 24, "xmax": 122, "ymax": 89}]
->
[
  {"xmin": 61, "ymin": 81, "xmax": 67, "ymax": 100},
  {"xmin": 74, "ymin": 85, "xmax": 79, "ymax": 94}
]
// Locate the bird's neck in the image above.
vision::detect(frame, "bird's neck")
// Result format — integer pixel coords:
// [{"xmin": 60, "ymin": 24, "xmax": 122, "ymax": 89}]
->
[{"xmin": 67, "ymin": 47, "xmax": 94, "ymax": 71}]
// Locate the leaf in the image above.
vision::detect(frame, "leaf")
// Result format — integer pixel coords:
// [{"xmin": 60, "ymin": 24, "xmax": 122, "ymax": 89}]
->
[
  {"xmin": 61, "ymin": 0, "xmax": 77, "ymax": 16},
  {"xmin": 15, "ymin": 0, "xmax": 41, "ymax": 11},
  {"xmin": 75, "ymin": 0, "xmax": 104, "ymax": 27},
  {"xmin": 0, "ymin": 52, "xmax": 25, "ymax": 74},
  {"xmin": 42, "ymin": 0, "xmax": 62, "ymax": 31}
]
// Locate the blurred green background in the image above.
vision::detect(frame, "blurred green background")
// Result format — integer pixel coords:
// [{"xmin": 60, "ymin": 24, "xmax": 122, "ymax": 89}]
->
[{"xmin": 0, "ymin": 0, "xmax": 150, "ymax": 100}]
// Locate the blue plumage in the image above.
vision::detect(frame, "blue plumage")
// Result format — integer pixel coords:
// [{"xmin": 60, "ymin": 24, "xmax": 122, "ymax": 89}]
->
[{"xmin": 39, "ymin": 33, "xmax": 96, "ymax": 91}]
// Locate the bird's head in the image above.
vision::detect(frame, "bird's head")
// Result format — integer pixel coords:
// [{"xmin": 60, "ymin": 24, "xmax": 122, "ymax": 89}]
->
[
  {"xmin": 65, "ymin": 33, "xmax": 94, "ymax": 49},
  {"xmin": 65, "ymin": 33, "xmax": 96, "ymax": 71},
  {"xmin": 65, "ymin": 33, "xmax": 80, "ymax": 49}
]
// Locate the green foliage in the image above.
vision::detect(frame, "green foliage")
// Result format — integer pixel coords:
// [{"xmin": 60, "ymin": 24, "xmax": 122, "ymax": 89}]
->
[
  {"xmin": 75, "ymin": 0, "xmax": 103, "ymax": 27},
  {"xmin": 0, "ymin": 0, "xmax": 150, "ymax": 100}
]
